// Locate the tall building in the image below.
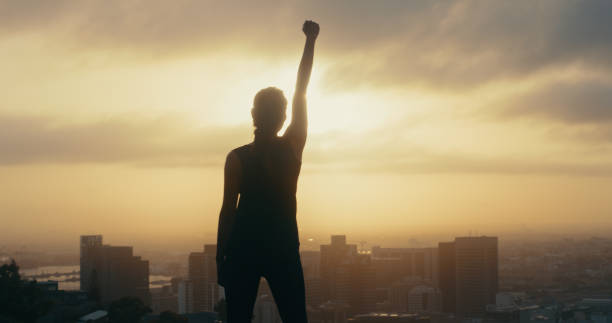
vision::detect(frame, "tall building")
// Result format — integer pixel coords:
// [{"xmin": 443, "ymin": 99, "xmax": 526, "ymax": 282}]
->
[
  {"xmin": 438, "ymin": 236, "xmax": 498, "ymax": 317},
  {"xmin": 79, "ymin": 235, "xmax": 150, "ymax": 305},
  {"xmin": 455, "ymin": 236, "xmax": 498, "ymax": 316},
  {"xmin": 301, "ymin": 250, "xmax": 321, "ymax": 278},
  {"xmin": 80, "ymin": 235, "xmax": 102, "ymax": 292},
  {"xmin": 301, "ymin": 250, "xmax": 323, "ymax": 307},
  {"xmin": 438, "ymin": 242, "xmax": 456, "ymax": 313},
  {"xmin": 345, "ymin": 253, "xmax": 377, "ymax": 315},
  {"xmin": 371, "ymin": 246, "xmax": 439, "ymax": 288},
  {"xmin": 177, "ymin": 279, "xmax": 194, "ymax": 314},
  {"xmin": 188, "ymin": 244, "xmax": 220, "ymax": 313},
  {"xmin": 320, "ymin": 235, "xmax": 358, "ymax": 302},
  {"xmin": 320, "ymin": 235, "xmax": 376, "ymax": 315}
]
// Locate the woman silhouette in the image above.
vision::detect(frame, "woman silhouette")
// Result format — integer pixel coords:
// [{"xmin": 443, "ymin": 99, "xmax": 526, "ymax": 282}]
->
[{"xmin": 216, "ymin": 20, "xmax": 319, "ymax": 322}]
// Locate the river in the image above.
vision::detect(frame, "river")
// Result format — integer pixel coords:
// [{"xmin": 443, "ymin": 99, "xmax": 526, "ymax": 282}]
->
[{"xmin": 21, "ymin": 265, "xmax": 173, "ymax": 291}]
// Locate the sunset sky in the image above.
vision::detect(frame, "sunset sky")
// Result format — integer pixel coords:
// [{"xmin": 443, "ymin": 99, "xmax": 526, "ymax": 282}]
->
[{"xmin": 1, "ymin": 1, "xmax": 612, "ymax": 250}]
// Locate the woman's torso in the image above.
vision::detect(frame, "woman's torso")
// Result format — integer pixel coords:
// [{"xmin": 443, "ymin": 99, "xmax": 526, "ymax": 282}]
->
[{"xmin": 229, "ymin": 137, "xmax": 302, "ymax": 256}]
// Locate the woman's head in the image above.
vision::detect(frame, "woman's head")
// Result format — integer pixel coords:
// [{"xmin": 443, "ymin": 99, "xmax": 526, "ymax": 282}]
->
[{"xmin": 251, "ymin": 87, "xmax": 287, "ymax": 136}]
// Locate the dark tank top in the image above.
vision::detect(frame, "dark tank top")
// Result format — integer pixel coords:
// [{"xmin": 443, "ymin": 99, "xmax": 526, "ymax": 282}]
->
[{"xmin": 228, "ymin": 137, "xmax": 302, "ymax": 257}]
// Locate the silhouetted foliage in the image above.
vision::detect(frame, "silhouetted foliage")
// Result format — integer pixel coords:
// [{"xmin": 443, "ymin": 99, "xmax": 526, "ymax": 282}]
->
[
  {"xmin": 151, "ymin": 310, "xmax": 188, "ymax": 323},
  {"xmin": 107, "ymin": 296, "xmax": 151, "ymax": 323},
  {"xmin": 0, "ymin": 260, "xmax": 53, "ymax": 323},
  {"xmin": 214, "ymin": 298, "xmax": 227, "ymax": 322}
]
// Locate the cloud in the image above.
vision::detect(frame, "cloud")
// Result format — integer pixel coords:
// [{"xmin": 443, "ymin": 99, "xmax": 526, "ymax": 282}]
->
[
  {"xmin": 304, "ymin": 126, "xmax": 612, "ymax": 176},
  {"xmin": 362, "ymin": 155, "xmax": 612, "ymax": 177},
  {"xmin": 0, "ymin": 0, "xmax": 300, "ymax": 56},
  {"xmin": 320, "ymin": 1, "xmax": 612, "ymax": 90},
  {"xmin": 0, "ymin": 114, "xmax": 250, "ymax": 166},
  {"xmin": 3, "ymin": 1, "xmax": 611, "ymax": 89},
  {"xmin": 1, "ymin": 113, "xmax": 610, "ymax": 176},
  {"xmin": 499, "ymin": 80, "xmax": 612, "ymax": 124}
]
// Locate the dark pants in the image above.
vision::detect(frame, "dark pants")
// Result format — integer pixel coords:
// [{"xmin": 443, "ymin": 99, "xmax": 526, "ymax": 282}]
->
[{"xmin": 223, "ymin": 249, "xmax": 308, "ymax": 323}]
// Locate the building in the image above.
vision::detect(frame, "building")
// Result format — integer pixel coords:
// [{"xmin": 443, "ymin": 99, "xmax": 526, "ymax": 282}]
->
[
  {"xmin": 438, "ymin": 236, "xmax": 498, "ymax": 317},
  {"xmin": 151, "ymin": 285, "xmax": 178, "ymax": 314},
  {"xmin": 437, "ymin": 242, "xmax": 455, "ymax": 314},
  {"xmin": 188, "ymin": 244, "xmax": 221, "ymax": 313},
  {"xmin": 347, "ymin": 313, "xmax": 430, "ymax": 322},
  {"xmin": 35, "ymin": 282, "xmax": 92, "ymax": 322},
  {"xmin": 389, "ymin": 278, "xmax": 441, "ymax": 313},
  {"xmin": 454, "ymin": 236, "xmax": 498, "ymax": 316},
  {"xmin": 407, "ymin": 285, "xmax": 440, "ymax": 313},
  {"xmin": 371, "ymin": 246, "xmax": 439, "ymax": 288},
  {"xmin": 302, "ymin": 250, "xmax": 323, "ymax": 307},
  {"xmin": 79, "ymin": 235, "xmax": 150, "ymax": 305},
  {"xmin": 177, "ymin": 279, "xmax": 194, "ymax": 314},
  {"xmin": 253, "ymin": 294, "xmax": 282, "ymax": 323},
  {"xmin": 314, "ymin": 300, "xmax": 350, "ymax": 323},
  {"xmin": 302, "ymin": 250, "xmax": 321, "ymax": 278},
  {"xmin": 80, "ymin": 235, "xmax": 102, "ymax": 292},
  {"xmin": 321, "ymin": 235, "xmax": 358, "ymax": 302},
  {"xmin": 305, "ymin": 276, "xmax": 324, "ymax": 308},
  {"xmin": 37, "ymin": 280, "xmax": 60, "ymax": 292},
  {"xmin": 320, "ymin": 235, "xmax": 377, "ymax": 315},
  {"xmin": 573, "ymin": 298, "xmax": 612, "ymax": 322}
]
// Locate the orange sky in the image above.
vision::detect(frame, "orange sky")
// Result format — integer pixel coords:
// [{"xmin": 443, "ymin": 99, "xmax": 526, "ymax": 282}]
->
[{"xmin": 1, "ymin": 1, "xmax": 612, "ymax": 250}]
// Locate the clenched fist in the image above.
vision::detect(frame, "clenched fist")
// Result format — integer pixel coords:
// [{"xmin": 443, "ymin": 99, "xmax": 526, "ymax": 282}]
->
[{"xmin": 302, "ymin": 20, "xmax": 319, "ymax": 39}]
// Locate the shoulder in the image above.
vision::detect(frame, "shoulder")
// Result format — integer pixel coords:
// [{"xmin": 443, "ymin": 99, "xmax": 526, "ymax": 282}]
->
[
  {"xmin": 225, "ymin": 150, "xmax": 239, "ymax": 164},
  {"xmin": 226, "ymin": 145, "xmax": 250, "ymax": 169},
  {"xmin": 230, "ymin": 143, "xmax": 253, "ymax": 158}
]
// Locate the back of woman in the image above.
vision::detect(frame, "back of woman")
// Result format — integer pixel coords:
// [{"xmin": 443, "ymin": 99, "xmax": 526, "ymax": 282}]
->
[{"xmin": 230, "ymin": 138, "xmax": 301, "ymax": 256}]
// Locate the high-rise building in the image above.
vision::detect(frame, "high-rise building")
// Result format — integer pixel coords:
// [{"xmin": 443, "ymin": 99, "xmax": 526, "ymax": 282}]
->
[
  {"xmin": 455, "ymin": 236, "xmax": 498, "ymax": 316},
  {"xmin": 301, "ymin": 250, "xmax": 323, "ymax": 307},
  {"xmin": 438, "ymin": 236, "xmax": 498, "ymax": 317},
  {"xmin": 301, "ymin": 250, "xmax": 321, "ymax": 278},
  {"xmin": 80, "ymin": 235, "xmax": 102, "ymax": 292},
  {"xmin": 320, "ymin": 235, "xmax": 357, "ymax": 302},
  {"xmin": 79, "ymin": 235, "xmax": 150, "ymax": 305},
  {"xmin": 371, "ymin": 246, "xmax": 439, "ymax": 288},
  {"xmin": 345, "ymin": 253, "xmax": 377, "ymax": 315},
  {"xmin": 188, "ymin": 244, "xmax": 220, "ymax": 313},
  {"xmin": 177, "ymin": 279, "xmax": 194, "ymax": 314},
  {"xmin": 438, "ymin": 242, "xmax": 456, "ymax": 313},
  {"xmin": 320, "ymin": 235, "xmax": 376, "ymax": 315}
]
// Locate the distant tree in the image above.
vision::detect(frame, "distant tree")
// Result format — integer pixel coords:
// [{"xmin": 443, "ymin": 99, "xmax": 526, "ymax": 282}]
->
[
  {"xmin": 151, "ymin": 310, "xmax": 188, "ymax": 323},
  {"xmin": 107, "ymin": 297, "xmax": 151, "ymax": 323},
  {"xmin": 0, "ymin": 260, "xmax": 53, "ymax": 322},
  {"xmin": 214, "ymin": 298, "xmax": 227, "ymax": 322}
]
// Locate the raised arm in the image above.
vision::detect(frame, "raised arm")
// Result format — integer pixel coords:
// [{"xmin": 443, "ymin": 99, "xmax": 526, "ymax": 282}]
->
[
  {"xmin": 284, "ymin": 20, "xmax": 319, "ymax": 161},
  {"xmin": 216, "ymin": 151, "xmax": 241, "ymax": 286}
]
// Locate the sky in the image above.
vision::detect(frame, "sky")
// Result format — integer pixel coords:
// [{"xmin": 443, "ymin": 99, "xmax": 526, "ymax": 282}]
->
[{"xmin": 1, "ymin": 0, "xmax": 612, "ymax": 251}]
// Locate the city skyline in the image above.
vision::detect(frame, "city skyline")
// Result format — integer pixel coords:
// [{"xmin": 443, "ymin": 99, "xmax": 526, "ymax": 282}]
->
[
  {"xmin": 75, "ymin": 233, "xmax": 500, "ymax": 319},
  {"xmin": 5, "ymin": 232, "xmax": 612, "ymax": 322}
]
